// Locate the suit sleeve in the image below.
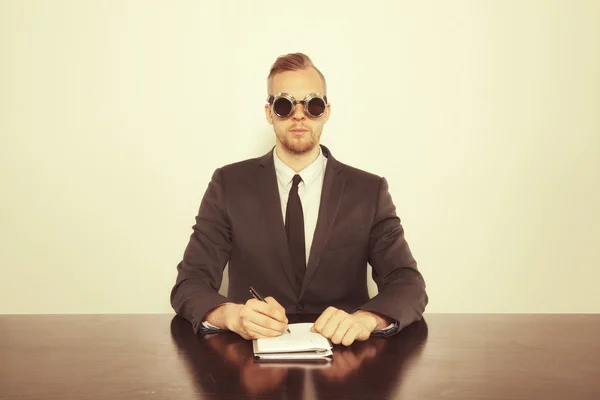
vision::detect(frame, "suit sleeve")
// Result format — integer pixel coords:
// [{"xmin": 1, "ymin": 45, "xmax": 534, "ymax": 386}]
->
[
  {"xmin": 170, "ymin": 168, "xmax": 232, "ymax": 334},
  {"xmin": 357, "ymin": 177, "xmax": 428, "ymax": 334}
]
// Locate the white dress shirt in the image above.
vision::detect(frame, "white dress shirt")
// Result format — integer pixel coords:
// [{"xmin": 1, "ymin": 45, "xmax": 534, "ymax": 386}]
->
[{"xmin": 273, "ymin": 147, "xmax": 328, "ymax": 265}]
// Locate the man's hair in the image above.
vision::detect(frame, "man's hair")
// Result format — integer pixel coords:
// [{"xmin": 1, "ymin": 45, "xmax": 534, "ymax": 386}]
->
[{"xmin": 267, "ymin": 52, "xmax": 327, "ymax": 95}]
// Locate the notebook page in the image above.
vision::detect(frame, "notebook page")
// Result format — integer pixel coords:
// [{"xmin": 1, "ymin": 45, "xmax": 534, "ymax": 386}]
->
[{"xmin": 254, "ymin": 323, "xmax": 332, "ymax": 353}]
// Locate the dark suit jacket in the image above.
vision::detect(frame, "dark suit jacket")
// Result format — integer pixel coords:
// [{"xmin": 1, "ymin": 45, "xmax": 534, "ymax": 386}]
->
[{"xmin": 170, "ymin": 145, "xmax": 428, "ymax": 334}]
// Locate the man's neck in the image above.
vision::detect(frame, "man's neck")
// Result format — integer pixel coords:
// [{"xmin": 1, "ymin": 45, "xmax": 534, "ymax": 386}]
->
[{"xmin": 275, "ymin": 143, "xmax": 321, "ymax": 173}]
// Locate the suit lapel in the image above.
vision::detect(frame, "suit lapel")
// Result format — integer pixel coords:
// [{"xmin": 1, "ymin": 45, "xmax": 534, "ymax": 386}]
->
[
  {"xmin": 257, "ymin": 149, "xmax": 299, "ymax": 297},
  {"xmin": 300, "ymin": 147, "xmax": 345, "ymax": 299}
]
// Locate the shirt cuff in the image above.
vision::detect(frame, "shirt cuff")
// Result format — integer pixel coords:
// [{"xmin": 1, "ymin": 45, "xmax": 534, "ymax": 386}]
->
[
  {"xmin": 198, "ymin": 320, "xmax": 227, "ymax": 334},
  {"xmin": 371, "ymin": 320, "xmax": 400, "ymax": 336},
  {"xmin": 203, "ymin": 321, "xmax": 220, "ymax": 329}
]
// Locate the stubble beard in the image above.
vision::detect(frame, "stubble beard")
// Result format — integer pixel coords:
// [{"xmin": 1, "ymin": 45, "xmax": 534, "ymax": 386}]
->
[{"xmin": 276, "ymin": 127, "xmax": 320, "ymax": 155}]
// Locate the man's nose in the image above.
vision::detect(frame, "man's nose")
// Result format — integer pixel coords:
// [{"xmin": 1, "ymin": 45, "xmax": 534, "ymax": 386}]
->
[{"xmin": 291, "ymin": 104, "xmax": 305, "ymax": 120}]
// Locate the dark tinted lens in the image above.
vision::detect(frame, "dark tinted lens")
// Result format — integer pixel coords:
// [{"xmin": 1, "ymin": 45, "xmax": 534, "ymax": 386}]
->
[
  {"xmin": 307, "ymin": 97, "xmax": 326, "ymax": 117},
  {"xmin": 273, "ymin": 98, "xmax": 293, "ymax": 117}
]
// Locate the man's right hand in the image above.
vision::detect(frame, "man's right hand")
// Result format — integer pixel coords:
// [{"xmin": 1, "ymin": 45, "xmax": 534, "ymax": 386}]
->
[{"xmin": 207, "ymin": 297, "xmax": 288, "ymax": 340}]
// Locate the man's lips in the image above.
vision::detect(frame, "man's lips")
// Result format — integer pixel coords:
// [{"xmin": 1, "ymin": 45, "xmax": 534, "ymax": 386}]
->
[{"xmin": 290, "ymin": 128, "xmax": 308, "ymax": 134}]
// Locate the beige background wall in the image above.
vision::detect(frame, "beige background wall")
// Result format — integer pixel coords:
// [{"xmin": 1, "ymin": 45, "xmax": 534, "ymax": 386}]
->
[{"xmin": 1, "ymin": 0, "xmax": 599, "ymax": 314}]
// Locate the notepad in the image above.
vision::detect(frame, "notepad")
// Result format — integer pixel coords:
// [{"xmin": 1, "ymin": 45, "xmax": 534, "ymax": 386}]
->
[{"xmin": 252, "ymin": 323, "xmax": 333, "ymax": 360}]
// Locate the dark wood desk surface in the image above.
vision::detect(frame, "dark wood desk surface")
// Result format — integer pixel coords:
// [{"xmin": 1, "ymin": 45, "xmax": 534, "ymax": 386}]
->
[{"xmin": 1, "ymin": 314, "xmax": 599, "ymax": 400}]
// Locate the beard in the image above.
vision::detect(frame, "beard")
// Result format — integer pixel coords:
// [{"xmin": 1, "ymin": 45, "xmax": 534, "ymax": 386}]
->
[{"xmin": 275, "ymin": 126, "xmax": 320, "ymax": 155}]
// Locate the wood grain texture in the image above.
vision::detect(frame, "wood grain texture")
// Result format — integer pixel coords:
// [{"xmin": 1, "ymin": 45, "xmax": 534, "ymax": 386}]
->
[{"xmin": 1, "ymin": 314, "xmax": 598, "ymax": 399}]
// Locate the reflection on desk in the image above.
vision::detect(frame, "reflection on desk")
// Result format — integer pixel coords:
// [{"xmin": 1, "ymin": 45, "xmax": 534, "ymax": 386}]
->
[
  {"xmin": 170, "ymin": 313, "xmax": 428, "ymax": 399},
  {"xmin": 2, "ymin": 314, "xmax": 600, "ymax": 399}
]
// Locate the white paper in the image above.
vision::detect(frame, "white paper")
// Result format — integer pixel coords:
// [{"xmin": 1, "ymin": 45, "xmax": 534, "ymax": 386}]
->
[{"xmin": 252, "ymin": 323, "xmax": 332, "ymax": 358}]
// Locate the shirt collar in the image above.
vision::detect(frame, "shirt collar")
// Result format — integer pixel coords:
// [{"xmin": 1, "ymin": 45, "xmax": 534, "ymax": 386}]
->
[{"xmin": 273, "ymin": 146, "xmax": 327, "ymax": 188}]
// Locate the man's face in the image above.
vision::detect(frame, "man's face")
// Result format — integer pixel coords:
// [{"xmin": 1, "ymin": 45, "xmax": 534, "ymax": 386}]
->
[{"xmin": 265, "ymin": 68, "xmax": 330, "ymax": 155}]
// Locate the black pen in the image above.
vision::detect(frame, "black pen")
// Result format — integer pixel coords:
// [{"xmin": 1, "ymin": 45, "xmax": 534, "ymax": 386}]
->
[{"xmin": 249, "ymin": 286, "xmax": 291, "ymax": 333}]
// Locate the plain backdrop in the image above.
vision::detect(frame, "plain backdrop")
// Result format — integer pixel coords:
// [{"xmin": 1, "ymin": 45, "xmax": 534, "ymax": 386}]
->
[{"xmin": 1, "ymin": 0, "xmax": 599, "ymax": 314}]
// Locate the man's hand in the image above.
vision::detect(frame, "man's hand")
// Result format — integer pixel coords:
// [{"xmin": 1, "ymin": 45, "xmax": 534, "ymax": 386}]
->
[
  {"xmin": 311, "ymin": 307, "xmax": 392, "ymax": 346},
  {"xmin": 219, "ymin": 297, "xmax": 288, "ymax": 340},
  {"xmin": 311, "ymin": 308, "xmax": 375, "ymax": 346}
]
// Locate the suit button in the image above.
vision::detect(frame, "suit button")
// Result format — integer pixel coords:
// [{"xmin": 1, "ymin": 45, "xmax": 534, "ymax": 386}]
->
[{"xmin": 296, "ymin": 303, "xmax": 304, "ymax": 312}]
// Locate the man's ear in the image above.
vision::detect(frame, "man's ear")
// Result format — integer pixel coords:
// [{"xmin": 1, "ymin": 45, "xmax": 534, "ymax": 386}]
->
[
  {"xmin": 264, "ymin": 104, "xmax": 274, "ymax": 125},
  {"xmin": 324, "ymin": 103, "xmax": 331, "ymax": 123}
]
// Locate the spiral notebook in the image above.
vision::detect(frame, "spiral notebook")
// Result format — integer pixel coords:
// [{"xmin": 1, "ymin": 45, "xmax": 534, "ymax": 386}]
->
[{"xmin": 252, "ymin": 323, "xmax": 333, "ymax": 360}]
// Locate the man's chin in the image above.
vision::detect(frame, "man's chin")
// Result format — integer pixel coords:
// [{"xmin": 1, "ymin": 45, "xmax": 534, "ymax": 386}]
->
[{"xmin": 282, "ymin": 139, "xmax": 316, "ymax": 155}]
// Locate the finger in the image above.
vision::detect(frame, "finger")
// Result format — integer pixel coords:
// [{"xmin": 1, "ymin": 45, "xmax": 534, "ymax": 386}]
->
[
  {"xmin": 239, "ymin": 302, "xmax": 287, "ymax": 333},
  {"xmin": 243, "ymin": 319, "xmax": 286, "ymax": 338},
  {"xmin": 249, "ymin": 299, "xmax": 287, "ymax": 323},
  {"xmin": 341, "ymin": 325, "xmax": 362, "ymax": 346},
  {"xmin": 321, "ymin": 309, "xmax": 348, "ymax": 338},
  {"xmin": 330, "ymin": 318, "xmax": 353, "ymax": 345},
  {"xmin": 264, "ymin": 297, "xmax": 288, "ymax": 323},
  {"xmin": 246, "ymin": 308, "xmax": 288, "ymax": 333},
  {"xmin": 312, "ymin": 306, "xmax": 339, "ymax": 333}
]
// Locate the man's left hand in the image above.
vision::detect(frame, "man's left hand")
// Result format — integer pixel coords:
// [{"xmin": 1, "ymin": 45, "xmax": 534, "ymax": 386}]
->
[{"xmin": 311, "ymin": 307, "xmax": 388, "ymax": 346}]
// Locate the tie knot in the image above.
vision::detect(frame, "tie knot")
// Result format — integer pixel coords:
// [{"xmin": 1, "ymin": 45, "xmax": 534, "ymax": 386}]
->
[{"xmin": 292, "ymin": 174, "xmax": 302, "ymax": 187}]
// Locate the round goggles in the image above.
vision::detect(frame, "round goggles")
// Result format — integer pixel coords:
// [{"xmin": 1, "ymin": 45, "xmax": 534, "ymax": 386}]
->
[{"xmin": 267, "ymin": 93, "xmax": 328, "ymax": 119}]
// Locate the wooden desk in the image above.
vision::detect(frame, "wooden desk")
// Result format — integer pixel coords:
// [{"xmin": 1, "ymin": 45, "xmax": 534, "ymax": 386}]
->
[{"xmin": 1, "ymin": 314, "xmax": 598, "ymax": 399}]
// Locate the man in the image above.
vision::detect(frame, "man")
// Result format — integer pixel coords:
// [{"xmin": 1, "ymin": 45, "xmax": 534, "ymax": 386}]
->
[{"xmin": 170, "ymin": 52, "xmax": 427, "ymax": 346}]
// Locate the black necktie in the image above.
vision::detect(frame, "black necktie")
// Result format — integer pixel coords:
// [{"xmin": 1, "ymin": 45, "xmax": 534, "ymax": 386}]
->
[{"xmin": 285, "ymin": 174, "xmax": 306, "ymax": 292}]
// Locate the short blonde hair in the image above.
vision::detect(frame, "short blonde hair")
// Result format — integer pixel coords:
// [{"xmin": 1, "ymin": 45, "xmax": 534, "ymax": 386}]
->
[{"xmin": 267, "ymin": 52, "xmax": 327, "ymax": 95}]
